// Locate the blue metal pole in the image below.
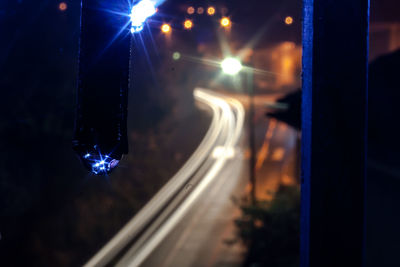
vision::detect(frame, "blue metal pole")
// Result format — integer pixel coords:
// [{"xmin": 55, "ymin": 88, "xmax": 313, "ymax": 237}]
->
[{"xmin": 301, "ymin": 0, "xmax": 369, "ymax": 266}]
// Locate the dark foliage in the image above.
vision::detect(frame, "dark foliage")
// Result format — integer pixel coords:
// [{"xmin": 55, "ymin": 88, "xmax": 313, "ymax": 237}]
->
[{"xmin": 235, "ymin": 186, "xmax": 300, "ymax": 267}]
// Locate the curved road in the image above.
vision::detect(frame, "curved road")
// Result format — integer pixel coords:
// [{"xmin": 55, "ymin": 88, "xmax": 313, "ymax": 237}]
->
[{"xmin": 85, "ymin": 88, "xmax": 246, "ymax": 267}]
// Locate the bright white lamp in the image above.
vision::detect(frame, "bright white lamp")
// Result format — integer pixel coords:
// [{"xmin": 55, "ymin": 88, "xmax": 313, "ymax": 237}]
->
[{"xmin": 221, "ymin": 57, "xmax": 243, "ymax": 75}]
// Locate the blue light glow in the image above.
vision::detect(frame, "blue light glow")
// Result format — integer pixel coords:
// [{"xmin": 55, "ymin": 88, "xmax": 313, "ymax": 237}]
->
[
  {"xmin": 90, "ymin": 156, "xmax": 120, "ymax": 175},
  {"xmin": 130, "ymin": 0, "xmax": 157, "ymax": 33},
  {"xmin": 80, "ymin": 151, "xmax": 120, "ymax": 175}
]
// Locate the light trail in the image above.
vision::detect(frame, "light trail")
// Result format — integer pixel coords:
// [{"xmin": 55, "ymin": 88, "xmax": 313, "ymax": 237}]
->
[
  {"xmin": 116, "ymin": 89, "xmax": 243, "ymax": 267},
  {"xmin": 84, "ymin": 88, "xmax": 244, "ymax": 267}
]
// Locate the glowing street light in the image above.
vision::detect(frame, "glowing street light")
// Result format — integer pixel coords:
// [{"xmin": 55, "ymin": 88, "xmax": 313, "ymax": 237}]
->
[
  {"xmin": 184, "ymin": 19, "xmax": 193, "ymax": 30},
  {"xmin": 58, "ymin": 2, "xmax": 67, "ymax": 11},
  {"xmin": 221, "ymin": 57, "xmax": 243, "ymax": 76},
  {"xmin": 220, "ymin": 17, "xmax": 231, "ymax": 28},
  {"xmin": 285, "ymin": 16, "xmax": 294, "ymax": 25},
  {"xmin": 207, "ymin": 6, "xmax": 216, "ymax": 16},
  {"xmin": 161, "ymin": 23, "xmax": 171, "ymax": 33},
  {"xmin": 221, "ymin": 56, "xmax": 255, "ymax": 204},
  {"xmin": 130, "ymin": 0, "xmax": 157, "ymax": 33},
  {"xmin": 187, "ymin": 6, "xmax": 195, "ymax": 15}
]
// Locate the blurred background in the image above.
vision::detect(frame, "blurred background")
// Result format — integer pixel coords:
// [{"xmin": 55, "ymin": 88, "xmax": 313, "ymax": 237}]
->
[{"xmin": 0, "ymin": 0, "xmax": 399, "ymax": 266}]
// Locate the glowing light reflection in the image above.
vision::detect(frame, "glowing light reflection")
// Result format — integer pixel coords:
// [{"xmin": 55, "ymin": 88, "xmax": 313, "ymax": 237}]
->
[
  {"xmin": 59, "ymin": 2, "xmax": 67, "ymax": 12},
  {"xmin": 285, "ymin": 16, "xmax": 294, "ymax": 25},
  {"xmin": 187, "ymin": 6, "xmax": 195, "ymax": 15},
  {"xmin": 81, "ymin": 151, "xmax": 120, "ymax": 175}
]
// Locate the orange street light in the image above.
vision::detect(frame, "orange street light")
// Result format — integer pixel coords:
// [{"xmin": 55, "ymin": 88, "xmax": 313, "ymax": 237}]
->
[
  {"xmin": 161, "ymin": 24, "xmax": 171, "ymax": 34},
  {"xmin": 285, "ymin": 16, "xmax": 294, "ymax": 25},
  {"xmin": 59, "ymin": 2, "xmax": 67, "ymax": 11},
  {"xmin": 220, "ymin": 17, "xmax": 231, "ymax": 28},
  {"xmin": 207, "ymin": 6, "xmax": 216, "ymax": 16},
  {"xmin": 184, "ymin": 19, "xmax": 193, "ymax": 30},
  {"xmin": 187, "ymin": 6, "xmax": 195, "ymax": 15}
]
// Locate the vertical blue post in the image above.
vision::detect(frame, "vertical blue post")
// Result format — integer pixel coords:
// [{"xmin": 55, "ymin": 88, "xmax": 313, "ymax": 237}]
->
[{"xmin": 301, "ymin": 0, "xmax": 369, "ymax": 266}]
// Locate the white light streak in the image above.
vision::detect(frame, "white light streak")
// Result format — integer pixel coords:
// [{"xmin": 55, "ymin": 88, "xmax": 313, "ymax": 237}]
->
[
  {"xmin": 84, "ymin": 88, "xmax": 245, "ymax": 267},
  {"xmin": 212, "ymin": 146, "xmax": 235, "ymax": 159}
]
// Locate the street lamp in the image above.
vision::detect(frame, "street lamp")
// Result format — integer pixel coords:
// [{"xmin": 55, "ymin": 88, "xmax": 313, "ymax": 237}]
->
[
  {"xmin": 130, "ymin": 0, "xmax": 157, "ymax": 33},
  {"xmin": 184, "ymin": 19, "xmax": 193, "ymax": 30},
  {"xmin": 220, "ymin": 17, "xmax": 231, "ymax": 28},
  {"xmin": 220, "ymin": 57, "xmax": 256, "ymax": 204},
  {"xmin": 161, "ymin": 23, "xmax": 171, "ymax": 34},
  {"xmin": 221, "ymin": 57, "xmax": 243, "ymax": 76},
  {"xmin": 285, "ymin": 16, "xmax": 294, "ymax": 25},
  {"xmin": 207, "ymin": 6, "xmax": 216, "ymax": 16}
]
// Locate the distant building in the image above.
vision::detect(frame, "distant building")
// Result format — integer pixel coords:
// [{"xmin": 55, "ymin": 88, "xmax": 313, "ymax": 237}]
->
[
  {"xmin": 370, "ymin": 22, "xmax": 400, "ymax": 60},
  {"xmin": 253, "ymin": 42, "xmax": 302, "ymax": 93}
]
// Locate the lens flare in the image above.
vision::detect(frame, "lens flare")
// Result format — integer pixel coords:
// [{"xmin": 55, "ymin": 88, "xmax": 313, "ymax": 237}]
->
[
  {"xmin": 285, "ymin": 16, "xmax": 294, "ymax": 25},
  {"xmin": 187, "ymin": 6, "xmax": 195, "ymax": 15},
  {"xmin": 80, "ymin": 152, "xmax": 120, "ymax": 175},
  {"xmin": 221, "ymin": 57, "xmax": 243, "ymax": 75},
  {"xmin": 172, "ymin": 52, "xmax": 181, "ymax": 60},
  {"xmin": 130, "ymin": 0, "xmax": 157, "ymax": 33}
]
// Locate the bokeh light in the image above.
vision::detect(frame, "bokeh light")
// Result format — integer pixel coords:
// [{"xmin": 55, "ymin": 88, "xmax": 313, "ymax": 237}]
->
[
  {"xmin": 220, "ymin": 17, "xmax": 231, "ymax": 28},
  {"xmin": 197, "ymin": 7, "xmax": 204, "ymax": 15},
  {"xmin": 184, "ymin": 19, "xmax": 193, "ymax": 30},
  {"xmin": 207, "ymin": 6, "xmax": 216, "ymax": 16},
  {"xmin": 172, "ymin": 52, "xmax": 181, "ymax": 61},
  {"xmin": 285, "ymin": 16, "xmax": 294, "ymax": 25},
  {"xmin": 58, "ymin": 2, "xmax": 67, "ymax": 12},
  {"xmin": 187, "ymin": 6, "xmax": 195, "ymax": 15},
  {"xmin": 161, "ymin": 24, "xmax": 171, "ymax": 33}
]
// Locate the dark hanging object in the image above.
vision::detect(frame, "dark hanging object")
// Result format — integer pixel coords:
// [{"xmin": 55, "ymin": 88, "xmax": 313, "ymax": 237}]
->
[
  {"xmin": 73, "ymin": 0, "xmax": 132, "ymax": 175},
  {"xmin": 266, "ymin": 89, "xmax": 302, "ymax": 130}
]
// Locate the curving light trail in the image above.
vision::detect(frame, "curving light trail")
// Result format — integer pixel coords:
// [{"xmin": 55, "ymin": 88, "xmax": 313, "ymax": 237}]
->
[{"xmin": 84, "ymin": 88, "xmax": 245, "ymax": 267}]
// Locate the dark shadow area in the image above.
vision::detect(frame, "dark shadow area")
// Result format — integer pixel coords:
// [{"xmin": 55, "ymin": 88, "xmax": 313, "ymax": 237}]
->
[
  {"xmin": 0, "ymin": 1, "xmax": 209, "ymax": 266},
  {"xmin": 234, "ymin": 185, "xmax": 300, "ymax": 267},
  {"xmin": 367, "ymin": 49, "xmax": 400, "ymax": 267}
]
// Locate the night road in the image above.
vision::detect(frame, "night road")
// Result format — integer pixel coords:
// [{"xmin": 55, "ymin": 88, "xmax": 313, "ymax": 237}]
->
[{"xmin": 85, "ymin": 89, "xmax": 299, "ymax": 267}]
